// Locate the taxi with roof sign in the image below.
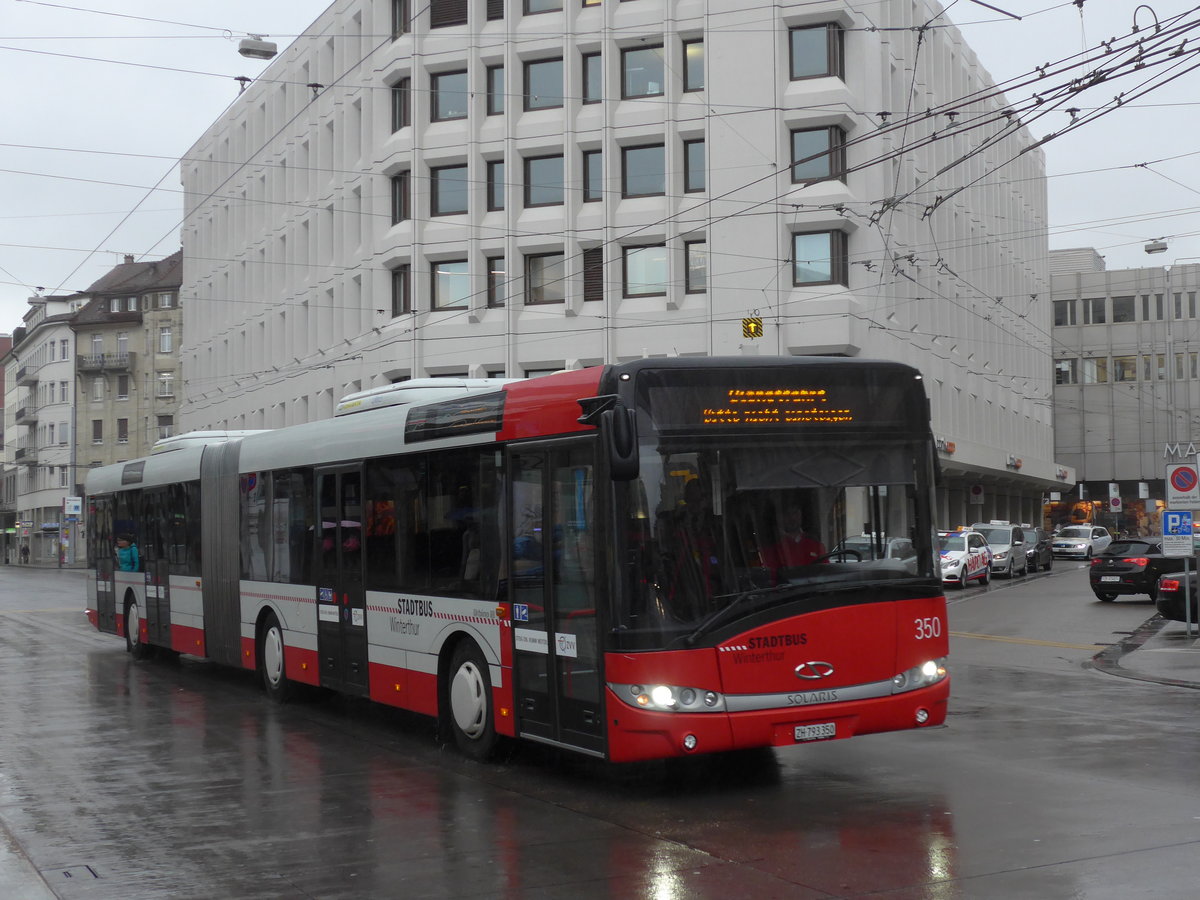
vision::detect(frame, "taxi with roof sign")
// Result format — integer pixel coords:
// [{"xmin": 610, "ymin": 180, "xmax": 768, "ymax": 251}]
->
[{"xmin": 938, "ymin": 529, "xmax": 991, "ymax": 587}]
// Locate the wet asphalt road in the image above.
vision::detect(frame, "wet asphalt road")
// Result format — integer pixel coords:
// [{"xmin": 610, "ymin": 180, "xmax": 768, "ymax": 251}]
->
[{"xmin": 3, "ymin": 562, "xmax": 1200, "ymax": 898}]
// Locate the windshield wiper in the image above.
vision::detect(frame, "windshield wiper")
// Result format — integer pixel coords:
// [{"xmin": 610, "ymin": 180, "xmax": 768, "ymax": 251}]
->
[{"xmin": 683, "ymin": 583, "xmax": 810, "ymax": 647}]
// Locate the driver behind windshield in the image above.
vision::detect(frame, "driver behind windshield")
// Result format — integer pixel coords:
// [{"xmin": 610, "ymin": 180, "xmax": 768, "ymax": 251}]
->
[{"xmin": 760, "ymin": 504, "xmax": 827, "ymax": 581}]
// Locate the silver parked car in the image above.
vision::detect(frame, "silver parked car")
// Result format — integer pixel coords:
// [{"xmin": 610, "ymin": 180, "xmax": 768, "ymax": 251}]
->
[
  {"xmin": 1051, "ymin": 525, "xmax": 1112, "ymax": 559},
  {"xmin": 970, "ymin": 522, "xmax": 1027, "ymax": 578}
]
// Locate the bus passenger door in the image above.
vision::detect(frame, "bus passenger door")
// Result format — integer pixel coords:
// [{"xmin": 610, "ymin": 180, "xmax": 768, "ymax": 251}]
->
[
  {"xmin": 509, "ymin": 444, "xmax": 603, "ymax": 756},
  {"xmin": 314, "ymin": 467, "xmax": 368, "ymax": 696}
]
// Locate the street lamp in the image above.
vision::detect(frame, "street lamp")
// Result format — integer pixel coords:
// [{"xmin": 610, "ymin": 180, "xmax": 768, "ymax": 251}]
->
[
  {"xmin": 238, "ymin": 34, "xmax": 278, "ymax": 60},
  {"xmin": 1144, "ymin": 242, "xmax": 1186, "ymax": 443}
]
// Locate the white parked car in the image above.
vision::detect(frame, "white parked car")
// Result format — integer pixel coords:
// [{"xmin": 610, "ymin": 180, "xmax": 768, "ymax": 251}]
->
[
  {"xmin": 1051, "ymin": 525, "xmax": 1112, "ymax": 559},
  {"xmin": 938, "ymin": 530, "xmax": 991, "ymax": 587}
]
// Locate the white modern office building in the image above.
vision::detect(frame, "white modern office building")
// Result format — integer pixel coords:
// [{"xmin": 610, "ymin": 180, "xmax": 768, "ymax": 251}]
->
[
  {"xmin": 181, "ymin": 0, "xmax": 1071, "ymax": 526},
  {"xmin": 1051, "ymin": 247, "xmax": 1200, "ymax": 535}
]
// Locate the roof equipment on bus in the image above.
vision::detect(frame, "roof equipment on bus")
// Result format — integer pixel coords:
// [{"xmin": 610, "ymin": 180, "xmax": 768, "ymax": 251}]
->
[
  {"xmin": 334, "ymin": 378, "xmax": 516, "ymax": 416},
  {"xmin": 151, "ymin": 430, "xmax": 271, "ymax": 454}
]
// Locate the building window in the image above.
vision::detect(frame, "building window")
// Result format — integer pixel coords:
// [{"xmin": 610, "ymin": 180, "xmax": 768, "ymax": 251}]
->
[
  {"xmin": 622, "ymin": 143, "xmax": 665, "ymax": 197},
  {"xmin": 58, "ymin": 421, "xmax": 68, "ymax": 444},
  {"xmin": 524, "ymin": 154, "xmax": 564, "ymax": 207},
  {"xmin": 486, "ymin": 160, "xmax": 505, "ymax": 211},
  {"xmin": 157, "ymin": 415, "xmax": 173, "ymax": 440},
  {"xmin": 59, "ymin": 381, "xmax": 68, "ymax": 402},
  {"xmin": 48, "ymin": 423, "xmax": 55, "ymax": 445},
  {"xmin": 583, "ymin": 248, "xmax": 603, "ymax": 301},
  {"xmin": 429, "ymin": 0, "xmax": 468, "ymax": 27},
  {"xmin": 392, "ymin": 78, "xmax": 411, "ymax": 131},
  {"xmin": 431, "ymin": 164, "xmax": 469, "ymax": 215},
  {"xmin": 1113, "ymin": 355, "xmax": 1137, "ymax": 382},
  {"xmin": 157, "ymin": 291, "xmax": 174, "ymax": 309},
  {"xmin": 526, "ymin": 253, "xmax": 566, "ymax": 304},
  {"xmin": 524, "ymin": 58, "xmax": 564, "ymax": 110},
  {"xmin": 60, "ymin": 467, "xmax": 69, "ymax": 488},
  {"xmin": 486, "ymin": 65, "xmax": 504, "ymax": 115},
  {"xmin": 1112, "ymin": 295, "xmax": 1135, "ymax": 322},
  {"xmin": 582, "ymin": 52, "xmax": 601, "ymax": 103},
  {"xmin": 60, "ymin": 338, "xmax": 69, "ymax": 357},
  {"xmin": 623, "ymin": 245, "xmax": 668, "ymax": 297},
  {"xmin": 117, "ymin": 418, "xmax": 129, "ymax": 444},
  {"xmin": 1080, "ymin": 358, "xmax": 1108, "ymax": 384},
  {"xmin": 685, "ymin": 240, "xmax": 707, "ymax": 293},
  {"xmin": 91, "ymin": 333, "xmax": 102, "ymax": 355},
  {"xmin": 683, "ymin": 139, "xmax": 705, "ymax": 192},
  {"xmin": 487, "ymin": 256, "xmax": 506, "ymax": 307},
  {"xmin": 432, "ymin": 260, "xmax": 470, "ymax": 309},
  {"xmin": 1054, "ymin": 359, "xmax": 1077, "ymax": 385},
  {"xmin": 583, "ymin": 149, "xmax": 602, "ymax": 202},
  {"xmin": 91, "ymin": 377, "xmax": 103, "ymax": 401},
  {"xmin": 525, "ymin": 0, "xmax": 562, "ymax": 13},
  {"xmin": 791, "ymin": 126, "xmax": 846, "ymax": 183},
  {"xmin": 1082, "ymin": 297, "xmax": 1106, "ymax": 324},
  {"xmin": 157, "ymin": 372, "xmax": 175, "ymax": 397},
  {"xmin": 487, "ymin": 0, "xmax": 504, "ymax": 19},
  {"xmin": 1140, "ymin": 293, "xmax": 1163, "ymax": 321},
  {"xmin": 159, "ymin": 326, "xmax": 173, "ymax": 353},
  {"xmin": 391, "ymin": 171, "xmax": 410, "ymax": 224},
  {"xmin": 92, "ymin": 420, "xmax": 103, "ymax": 444},
  {"xmin": 682, "ymin": 40, "xmax": 703, "ymax": 91},
  {"xmin": 391, "ymin": 264, "xmax": 411, "ymax": 316},
  {"xmin": 117, "ymin": 374, "xmax": 129, "ymax": 400},
  {"xmin": 392, "ymin": 0, "xmax": 410, "ymax": 37},
  {"xmin": 431, "ymin": 70, "xmax": 469, "ymax": 121},
  {"xmin": 792, "ymin": 231, "xmax": 848, "ymax": 286},
  {"xmin": 622, "ymin": 46, "xmax": 664, "ymax": 98},
  {"xmin": 117, "ymin": 332, "xmax": 128, "ymax": 355},
  {"xmin": 110, "ymin": 298, "xmax": 121, "ymax": 313},
  {"xmin": 1053, "ymin": 299, "xmax": 1076, "ymax": 326},
  {"xmin": 789, "ymin": 23, "xmax": 843, "ymax": 80}
]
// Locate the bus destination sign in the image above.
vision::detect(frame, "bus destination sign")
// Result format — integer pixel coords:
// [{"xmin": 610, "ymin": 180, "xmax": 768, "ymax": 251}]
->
[{"xmin": 703, "ymin": 388, "xmax": 854, "ymax": 426}]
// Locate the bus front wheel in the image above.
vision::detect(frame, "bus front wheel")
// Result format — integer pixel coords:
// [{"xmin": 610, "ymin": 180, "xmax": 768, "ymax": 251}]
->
[
  {"xmin": 446, "ymin": 640, "xmax": 497, "ymax": 761},
  {"xmin": 259, "ymin": 612, "xmax": 291, "ymax": 703},
  {"xmin": 124, "ymin": 596, "xmax": 153, "ymax": 660}
]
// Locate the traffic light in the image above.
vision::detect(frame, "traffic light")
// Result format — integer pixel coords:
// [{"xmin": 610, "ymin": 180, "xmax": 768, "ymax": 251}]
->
[{"xmin": 742, "ymin": 317, "xmax": 764, "ymax": 339}]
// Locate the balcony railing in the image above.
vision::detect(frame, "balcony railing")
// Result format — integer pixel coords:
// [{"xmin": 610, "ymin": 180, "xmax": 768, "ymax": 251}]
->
[
  {"xmin": 13, "ymin": 406, "xmax": 37, "ymax": 425},
  {"xmin": 77, "ymin": 351, "xmax": 135, "ymax": 373},
  {"xmin": 15, "ymin": 364, "xmax": 39, "ymax": 387},
  {"xmin": 13, "ymin": 446, "xmax": 38, "ymax": 465}
]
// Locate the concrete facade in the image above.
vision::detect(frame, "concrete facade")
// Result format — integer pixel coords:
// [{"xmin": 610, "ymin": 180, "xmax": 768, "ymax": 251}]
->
[
  {"xmin": 180, "ymin": 0, "xmax": 1071, "ymax": 527},
  {"xmin": 1051, "ymin": 249, "xmax": 1200, "ymax": 535}
]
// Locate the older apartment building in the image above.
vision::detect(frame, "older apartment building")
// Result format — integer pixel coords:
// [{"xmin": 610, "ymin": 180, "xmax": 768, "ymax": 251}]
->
[
  {"xmin": 179, "ymin": 0, "xmax": 1071, "ymax": 526},
  {"xmin": 0, "ymin": 251, "xmax": 183, "ymax": 565}
]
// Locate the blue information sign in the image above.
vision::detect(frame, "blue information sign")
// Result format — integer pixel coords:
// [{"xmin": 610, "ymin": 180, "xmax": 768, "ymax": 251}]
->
[{"xmin": 1163, "ymin": 510, "xmax": 1194, "ymax": 557}]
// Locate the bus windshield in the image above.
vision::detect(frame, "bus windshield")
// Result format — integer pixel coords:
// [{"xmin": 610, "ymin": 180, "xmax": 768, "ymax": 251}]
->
[{"xmin": 614, "ymin": 436, "xmax": 936, "ymax": 649}]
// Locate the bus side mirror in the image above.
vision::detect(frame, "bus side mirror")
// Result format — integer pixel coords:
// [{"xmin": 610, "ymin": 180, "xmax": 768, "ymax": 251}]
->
[{"xmin": 601, "ymin": 407, "xmax": 639, "ymax": 481}]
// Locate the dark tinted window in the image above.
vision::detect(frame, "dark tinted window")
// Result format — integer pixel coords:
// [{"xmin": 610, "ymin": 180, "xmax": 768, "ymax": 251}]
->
[{"xmin": 1106, "ymin": 540, "xmax": 1157, "ymax": 555}]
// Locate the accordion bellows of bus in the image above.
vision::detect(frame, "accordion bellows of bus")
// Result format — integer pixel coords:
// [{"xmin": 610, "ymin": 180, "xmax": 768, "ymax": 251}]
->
[{"xmin": 84, "ymin": 357, "xmax": 949, "ymax": 763}]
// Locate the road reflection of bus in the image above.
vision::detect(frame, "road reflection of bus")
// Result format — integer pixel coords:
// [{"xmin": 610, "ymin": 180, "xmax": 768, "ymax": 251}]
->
[{"xmin": 84, "ymin": 358, "xmax": 948, "ymax": 763}]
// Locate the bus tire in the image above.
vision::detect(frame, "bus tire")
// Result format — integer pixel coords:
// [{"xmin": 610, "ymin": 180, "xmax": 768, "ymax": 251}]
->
[
  {"xmin": 125, "ymin": 595, "xmax": 153, "ymax": 660},
  {"xmin": 259, "ymin": 612, "xmax": 291, "ymax": 703},
  {"xmin": 446, "ymin": 639, "xmax": 497, "ymax": 761}
]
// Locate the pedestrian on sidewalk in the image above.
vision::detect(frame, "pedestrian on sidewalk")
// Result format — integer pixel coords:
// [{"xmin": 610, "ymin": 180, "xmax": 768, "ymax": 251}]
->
[{"xmin": 20, "ymin": 544, "xmax": 29, "ymax": 565}]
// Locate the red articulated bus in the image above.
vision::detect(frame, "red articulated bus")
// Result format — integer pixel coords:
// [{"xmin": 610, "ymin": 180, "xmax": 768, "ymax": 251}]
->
[{"xmin": 84, "ymin": 357, "xmax": 948, "ymax": 763}]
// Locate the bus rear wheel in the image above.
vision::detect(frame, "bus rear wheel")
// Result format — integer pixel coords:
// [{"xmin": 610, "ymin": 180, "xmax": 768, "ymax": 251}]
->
[
  {"xmin": 446, "ymin": 640, "xmax": 497, "ymax": 761},
  {"xmin": 125, "ymin": 596, "xmax": 153, "ymax": 660},
  {"xmin": 259, "ymin": 612, "xmax": 291, "ymax": 703}
]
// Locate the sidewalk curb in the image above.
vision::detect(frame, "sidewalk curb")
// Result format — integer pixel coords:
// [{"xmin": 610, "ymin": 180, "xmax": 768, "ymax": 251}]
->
[
  {"xmin": 0, "ymin": 822, "xmax": 57, "ymax": 900},
  {"xmin": 1089, "ymin": 614, "xmax": 1200, "ymax": 690}
]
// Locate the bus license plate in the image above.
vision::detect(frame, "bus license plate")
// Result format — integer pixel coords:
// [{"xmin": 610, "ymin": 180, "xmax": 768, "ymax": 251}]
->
[
  {"xmin": 1101, "ymin": 576, "xmax": 1120, "ymax": 582},
  {"xmin": 794, "ymin": 722, "xmax": 836, "ymax": 742}
]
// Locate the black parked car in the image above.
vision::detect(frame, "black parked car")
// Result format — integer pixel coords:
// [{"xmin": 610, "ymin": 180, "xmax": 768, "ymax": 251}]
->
[
  {"xmin": 1022, "ymin": 526, "xmax": 1053, "ymax": 572},
  {"xmin": 1089, "ymin": 539, "xmax": 1190, "ymax": 601},
  {"xmin": 1156, "ymin": 569, "xmax": 1200, "ymax": 621}
]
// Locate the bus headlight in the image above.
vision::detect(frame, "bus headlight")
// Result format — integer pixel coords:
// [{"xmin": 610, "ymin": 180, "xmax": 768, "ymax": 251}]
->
[
  {"xmin": 891, "ymin": 658, "xmax": 948, "ymax": 693},
  {"xmin": 610, "ymin": 683, "xmax": 726, "ymax": 712}
]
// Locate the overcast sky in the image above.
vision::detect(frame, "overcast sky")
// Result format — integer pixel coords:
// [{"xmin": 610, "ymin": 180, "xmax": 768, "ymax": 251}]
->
[{"xmin": 2, "ymin": 0, "xmax": 1199, "ymax": 334}]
